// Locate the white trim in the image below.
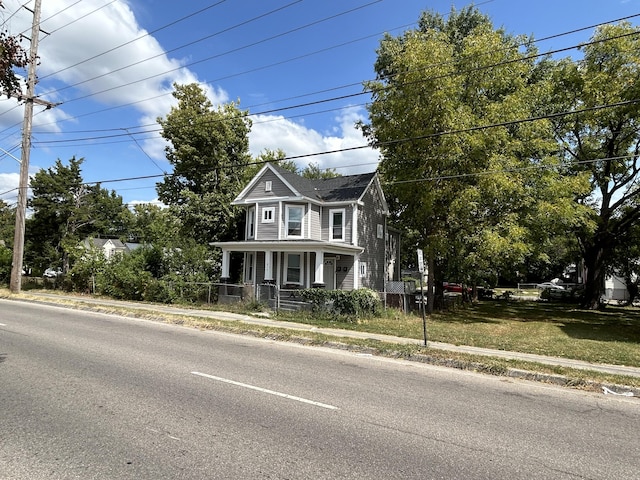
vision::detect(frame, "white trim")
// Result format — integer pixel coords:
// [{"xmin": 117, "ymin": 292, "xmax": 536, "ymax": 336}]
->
[
  {"xmin": 285, "ymin": 204, "xmax": 304, "ymax": 239},
  {"xmin": 314, "ymin": 250, "xmax": 324, "ymax": 285},
  {"xmin": 353, "ymin": 256, "xmax": 359, "ymax": 289},
  {"xmin": 211, "ymin": 240, "xmax": 364, "ymax": 255},
  {"xmin": 262, "ymin": 206, "xmax": 275, "ymax": 223},
  {"xmin": 278, "ymin": 201, "xmax": 283, "ymax": 240},
  {"xmin": 329, "ymin": 208, "xmax": 346, "ymax": 242},
  {"xmin": 264, "ymin": 250, "xmax": 273, "ymax": 281},
  {"xmin": 352, "ymin": 204, "xmax": 358, "ymax": 246},
  {"xmin": 247, "ymin": 207, "xmax": 256, "ymax": 239}
]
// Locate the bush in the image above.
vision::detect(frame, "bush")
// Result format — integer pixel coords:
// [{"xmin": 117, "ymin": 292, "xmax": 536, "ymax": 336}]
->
[
  {"xmin": 143, "ymin": 279, "xmax": 178, "ymax": 304},
  {"xmin": 299, "ymin": 288, "xmax": 381, "ymax": 318}
]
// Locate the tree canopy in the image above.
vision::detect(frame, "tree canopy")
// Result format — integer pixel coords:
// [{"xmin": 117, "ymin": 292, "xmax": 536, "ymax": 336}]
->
[
  {"xmin": 549, "ymin": 21, "xmax": 640, "ymax": 308},
  {"xmin": 156, "ymin": 83, "xmax": 253, "ymax": 245},
  {"xmin": 361, "ymin": 6, "xmax": 589, "ymax": 308},
  {"xmin": 26, "ymin": 156, "xmax": 132, "ymax": 273}
]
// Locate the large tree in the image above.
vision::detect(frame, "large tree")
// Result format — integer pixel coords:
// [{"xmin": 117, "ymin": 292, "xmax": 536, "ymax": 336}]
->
[
  {"xmin": 26, "ymin": 156, "xmax": 132, "ymax": 273},
  {"xmin": 549, "ymin": 21, "xmax": 640, "ymax": 309},
  {"xmin": 361, "ymin": 7, "xmax": 586, "ymax": 308},
  {"xmin": 156, "ymin": 83, "xmax": 253, "ymax": 245}
]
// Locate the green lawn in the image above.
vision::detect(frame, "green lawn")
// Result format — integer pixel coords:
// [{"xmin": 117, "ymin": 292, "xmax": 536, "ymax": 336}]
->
[{"xmin": 277, "ymin": 301, "xmax": 640, "ymax": 368}]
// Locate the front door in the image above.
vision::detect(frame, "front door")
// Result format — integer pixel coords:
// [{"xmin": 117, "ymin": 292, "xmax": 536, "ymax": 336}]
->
[{"xmin": 323, "ymin": 258, "xmax": 336, "ymax": 290}]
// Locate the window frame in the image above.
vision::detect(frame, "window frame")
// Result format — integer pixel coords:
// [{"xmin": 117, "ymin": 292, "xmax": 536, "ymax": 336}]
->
[
  {"xmin": 285, "ymin": 205, "xmax": 304, "ymax": 238},
  {"xmin": 329, "ymin": 208, "xmax": 346, "ymax": 242},
  {"xmin": 262, "ymin": 206, "xmax": 275, "ymax": 223},
  {"xmin": 284, "ymin": 253, "xmax": 303, "ymax": 285}
]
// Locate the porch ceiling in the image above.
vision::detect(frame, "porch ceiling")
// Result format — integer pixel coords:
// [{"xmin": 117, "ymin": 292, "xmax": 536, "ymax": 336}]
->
[{"xmin": 210, "ymin": 240, "xmax": 364, "ymax": 255}]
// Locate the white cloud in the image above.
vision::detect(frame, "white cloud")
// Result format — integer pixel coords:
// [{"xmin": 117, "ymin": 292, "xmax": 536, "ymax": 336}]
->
[
  {"xmin": 0, "ymin": 0, "xmax": 379, "ymax": 205},
  {"xmin": 0, "ymin": 172, "xmax": 20, "ymax": 203},
  {"xmin": 249, "ymin": 106, "xmax": 379, "ymax": 175}
]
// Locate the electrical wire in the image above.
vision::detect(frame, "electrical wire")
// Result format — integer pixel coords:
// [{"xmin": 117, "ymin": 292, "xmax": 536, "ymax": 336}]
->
[{"xmin": 20, "ymin": 11, "xmax": 639, "ymax": 146}]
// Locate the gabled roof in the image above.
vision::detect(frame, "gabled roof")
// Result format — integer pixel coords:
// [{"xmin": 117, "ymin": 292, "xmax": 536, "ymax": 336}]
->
[
  {"xmin": 235, "ymin": 162, "xmax": 378, "ymax": 205},
  {"xmin": 84, "ymin": 237, "xmax": 126, "ymax": 249}
]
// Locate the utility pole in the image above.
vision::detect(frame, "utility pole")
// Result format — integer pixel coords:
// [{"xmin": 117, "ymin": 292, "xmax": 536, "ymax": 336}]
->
[{"xmin": 10, "ymin": 0, "xmax": 46, "ymax": 293}]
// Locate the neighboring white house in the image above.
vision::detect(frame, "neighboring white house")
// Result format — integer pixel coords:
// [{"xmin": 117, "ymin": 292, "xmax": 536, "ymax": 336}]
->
[{"xmin": 82, "ymin": 238, "xmax": 129, "ymax": 259}]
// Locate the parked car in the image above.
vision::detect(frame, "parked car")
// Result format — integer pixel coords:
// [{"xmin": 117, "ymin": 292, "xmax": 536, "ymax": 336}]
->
[
  {"xmin": 443, "ymin": 282, "xmax": 471, "ymax": 293},
  {"xmin": 537, "ymin": 282, "xmax": 564, "ymax": 290},
  {"xmin": 43, "ymin": 267, "xmax": 62, "ymax": 278}
]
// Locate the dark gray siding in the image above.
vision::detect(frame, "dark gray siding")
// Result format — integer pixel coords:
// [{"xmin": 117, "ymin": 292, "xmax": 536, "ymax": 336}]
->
[{"xmin": 357, "ymin": 183, "xmax": 387, "ymax": 291}]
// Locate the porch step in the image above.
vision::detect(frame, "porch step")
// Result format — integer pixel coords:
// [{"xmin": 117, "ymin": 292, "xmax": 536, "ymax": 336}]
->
[{"xmin": 277, "ymin": 298, "xmax": 312, "ymax": 312}]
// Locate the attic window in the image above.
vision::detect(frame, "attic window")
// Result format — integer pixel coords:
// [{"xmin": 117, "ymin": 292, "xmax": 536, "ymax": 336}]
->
[{"xmin": 265, "ymin": 180, "xmax": 272, "ymax": 192}]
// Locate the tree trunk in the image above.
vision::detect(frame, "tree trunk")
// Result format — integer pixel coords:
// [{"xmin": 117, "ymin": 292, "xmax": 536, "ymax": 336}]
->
[
  {"xmin": 623, "ymin": 276, "xmax": 638, "ymax": 307},
  {"xmin": 581, "ymin": 244, "xmax": 607, "ymax": 310}
]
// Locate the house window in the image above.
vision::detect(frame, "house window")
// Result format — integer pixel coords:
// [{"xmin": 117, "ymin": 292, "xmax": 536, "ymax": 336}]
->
[
  {"xmin": 245, "ymin": 253, "xmax": 254, "ymax": 283},
  {"xmin": 265, "ymin": 180, "xmax": 272, "ymax": 192},
  {"xmin": 247, "ymin": 207, "xmax": 255, "ymax": 239},
  {"xmin": 377, "ymin": 224, "xmax": 384, "ymax": 239},
  {"xmin": 360, "ymin": 263, "xmax": 367, "ymax": 278},
  {"xmin": 262, "ymin": 207, "xmax": 275, "ymax": 223},
  {"xmin": 330, "ymin": 209, "xmax": 345, "ymax": 241},
  {"xmin": 285, "ymin": 253, "xmax": 302, "ymax": 284},
  {"xmin": 286, "ymin": 205, "xmax": 304, "ymax": 238}
]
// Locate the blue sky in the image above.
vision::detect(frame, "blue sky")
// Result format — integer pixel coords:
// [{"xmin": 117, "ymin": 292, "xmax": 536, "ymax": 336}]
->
[{"xmin": 0, "ymin": 0, "xmax": 638, "ymax": 208}]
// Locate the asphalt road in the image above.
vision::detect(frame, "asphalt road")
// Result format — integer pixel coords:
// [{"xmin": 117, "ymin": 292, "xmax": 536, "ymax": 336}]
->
[{"xmin": 1, "ymin": 300, "xmax": 639, "ymax": 479}]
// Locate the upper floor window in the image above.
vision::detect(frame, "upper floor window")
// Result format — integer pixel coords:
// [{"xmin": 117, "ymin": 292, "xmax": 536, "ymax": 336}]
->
[
  {"xmin": 330, "ymin": 209, "xmax": 345, "ymax": 241},
  {"xmin": 247, "ymin": 207, "xmax": 255, "ymax": 239},
  {"xmin": 265, "ymin": 180, "xmax": 272, "ymax": 192},
  {"xmin": 262, "ymin": 207, "xmax": 275, "ymax": 223},
  {"xmin": 286, "ymin": 205, "xmax": 304, "ymax": 238}
]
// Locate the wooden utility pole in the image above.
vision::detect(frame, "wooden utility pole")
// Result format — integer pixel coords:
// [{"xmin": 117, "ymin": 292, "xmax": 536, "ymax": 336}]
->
[{"xmin": 10, "ymin": 0, "xmax": 45, "ymax": 293}]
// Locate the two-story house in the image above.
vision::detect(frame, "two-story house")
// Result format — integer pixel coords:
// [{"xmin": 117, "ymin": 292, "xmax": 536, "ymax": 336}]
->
[{"xmin": 212, "ymin": 163, "xmax": 400, "ymax": 301}]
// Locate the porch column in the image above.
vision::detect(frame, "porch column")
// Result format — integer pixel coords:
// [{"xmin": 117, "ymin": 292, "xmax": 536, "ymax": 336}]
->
[
  {"xmin": 264, "ymin": 250, "xmax": 273, "ymax": 281},
  {"xmin": 313, "ymin": 250, "xmax": 324, "ymax": 287},
  {"xmin": 221, "ymin": 249, "xmax": 231, "ymax": 279}
]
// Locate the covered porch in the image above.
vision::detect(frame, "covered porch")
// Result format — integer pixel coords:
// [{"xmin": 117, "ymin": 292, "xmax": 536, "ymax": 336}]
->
[{"xmin": 212, "ymin": 240, "xmax": 365, "ymax": 301}]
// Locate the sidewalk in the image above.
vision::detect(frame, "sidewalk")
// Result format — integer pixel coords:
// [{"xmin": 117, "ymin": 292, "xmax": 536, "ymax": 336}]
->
[{"xmin": 14, "ymin": 292, "xmax": 640, "ymax": 384}]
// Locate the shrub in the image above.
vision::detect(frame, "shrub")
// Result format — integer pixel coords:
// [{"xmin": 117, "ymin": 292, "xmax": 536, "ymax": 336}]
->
[{"xmin": 299, "ymin": 288, "xmax": 381, "ymax": 318}]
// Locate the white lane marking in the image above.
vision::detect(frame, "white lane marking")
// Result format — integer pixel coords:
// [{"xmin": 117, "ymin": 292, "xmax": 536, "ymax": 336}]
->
[
  {"xmin": 0, "ymin": 323, "xmax": 6, "ymax": 326},
  {"xmin": 191, "ymin": 371, "xmax": 339, "ymax": 410}
]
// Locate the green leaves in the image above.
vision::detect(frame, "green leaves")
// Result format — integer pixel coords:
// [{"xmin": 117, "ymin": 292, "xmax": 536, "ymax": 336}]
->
[{"xmin": 156, "ymin": 83, "xmax": 253, "ymax": 244}]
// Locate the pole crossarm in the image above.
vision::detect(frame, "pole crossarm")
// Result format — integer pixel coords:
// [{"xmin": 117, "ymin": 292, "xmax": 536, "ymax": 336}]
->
[{"xmin": 2, "ymin": 90, "xmax": 60, "ymax": 108}]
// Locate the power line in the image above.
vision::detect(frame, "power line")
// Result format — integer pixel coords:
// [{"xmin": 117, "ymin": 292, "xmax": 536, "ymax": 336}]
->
[
  {"xmin": 43, "ymin": 0, "xmax": 384, "ymax": 105},
  {"xmin": 26, "ymin": 27, "xmax": 640, "ymax": 151},
  {"xmin": 9, "ymin": 8, "xmax": 634, "ymax": 143},
  {"xmin": 21, "ymin": 11, "xmax": 639, "ymax": 145},
  {"xmin": 38, "ymin": 0, "xmax": 229, "ymax": 81}
]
